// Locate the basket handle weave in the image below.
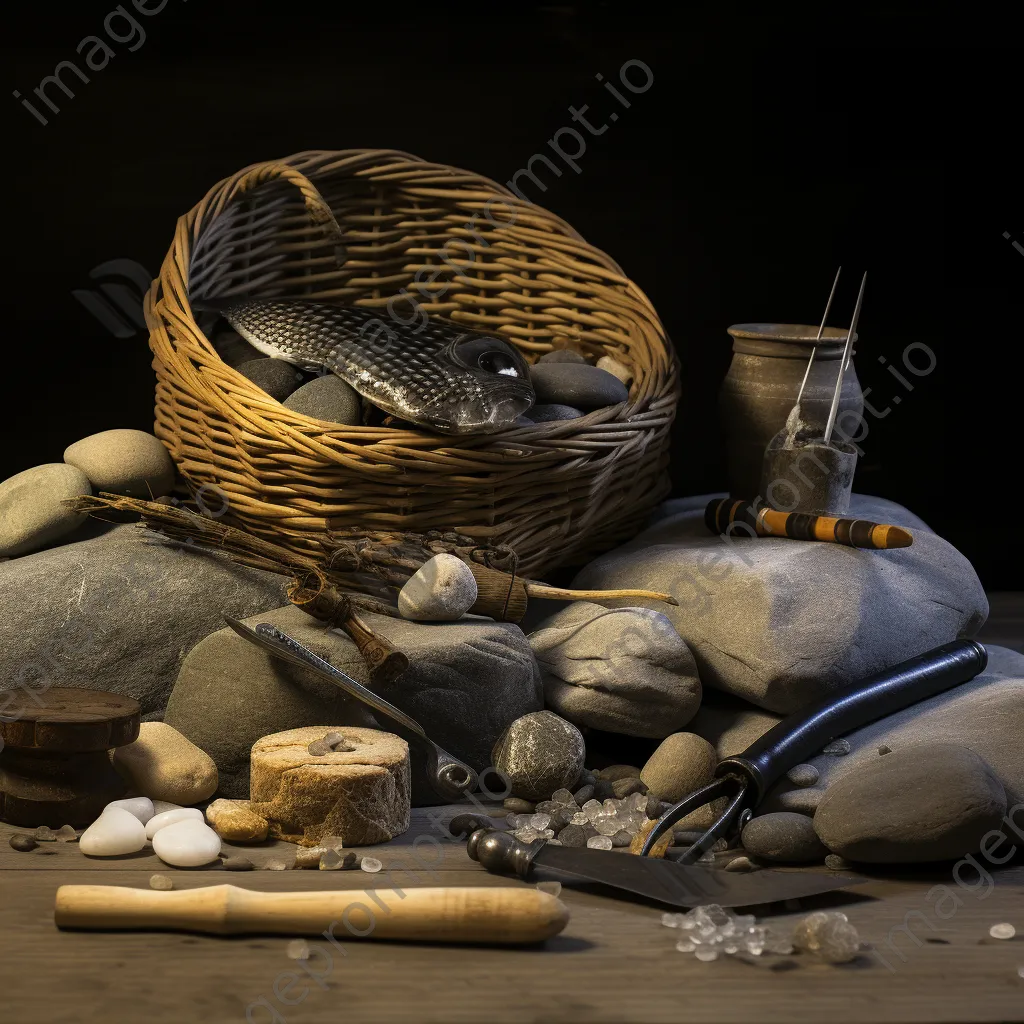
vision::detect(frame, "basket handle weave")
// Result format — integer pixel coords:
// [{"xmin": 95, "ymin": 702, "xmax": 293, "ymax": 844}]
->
[{"xmin": 222, "ymin": 161, "xmax": 346, "ymax": 250}]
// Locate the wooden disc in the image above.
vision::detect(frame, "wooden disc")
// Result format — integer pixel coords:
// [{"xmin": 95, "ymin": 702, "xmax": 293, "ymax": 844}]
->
[{"xmin": 0, "ymin": 688, "xmax": 141, "ymax": 753}]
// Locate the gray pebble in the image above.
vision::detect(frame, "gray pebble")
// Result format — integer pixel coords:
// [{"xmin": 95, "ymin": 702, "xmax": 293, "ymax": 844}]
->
[
  {"xmin": 0, "ymin": 464, "xmax": 91, "ymax": 558},
  {"xmin": 578, "ymin": 770, "xmax": 597, "ymax": 788},
  {"xmin": 537, "ymin": 349, "xmax": 587, "ymax": 364},
  {"xmin": 741, "ymin": 812, "xmax": 828, "ymax": 864},
  {"xmin": 822, "ymin": 738, "xmax": 851, "ymax": 756},
  {"xmin": 529, "ymin": 404, "xmax": 584, "ymax": 422},
  {"xmin": 595, "ymin": 765, "xmax": 641, "ymax": 782},
  {"xmin": 503, "ymin": 798, "xmax": 536, "ymax": 814},
  {"xmin": 645, "ymin": 794, "xmax": 663, "ymax": 820},
  {"xmin": 551, "ymin": 808, "xmax": 576, "ymax": 831},
  {"xmin": 557, "ymin": 824, "xmax": 588, "ymax": 848},
  {"xmin": 611, "ymin": 830, "xmax": 633, "ymax": 847},
  {"xmin": 723, "ymin": 855, "xmax": 760, "ymax": 873},
  {"xmin": 491, "ymin": 711, "xmax": 585, "ymax": 802},
  {"xmin": 582, "ymin": 825, "xmax": 599, "ymax": 840},
  {"xmin": 611, "ymin": 777, "xmax": 648, "ymax": 799},
  {"xmin": 671, "ymin": 830, "xmax": 705, "ymax": 846},
  {"xmin": 236, "ymin": 358, "xmax": 304, "ymax": 401},
  {"xmin": 8, "ymin": 835, "xmax": 37, "ymax": 852},
  {"xmin": 448, "ymin": 813, "xmax": 492, "ymax": 838},
  {"xmin": 149, "ymin": 874, "xmax": 174, "ymax": 891},
  {"xmin": 307, "ymin": 739, "xmax": 332, "ymax": 757},
  {"xmin": 221, "ymin": 856, "xmax": 255, "ymax": 871},
  {"xmin": 878, "ymin": 745, "xmax": 892, "ymax": 755},
  {"xmin": 786, "ymin": 764, "xmax": 820, "ymax": 788},
  {"xmin": 573, "ymin": 784, "xmax": 595, "ymax": 805},
  {"xmin": 824, "ymin": 854, "xmax": 852, "ymax": 871},
  {"xmin": 529, "ymin": 364, "xmax": 628, "ymax": 410},
  {"xmin": 283, "ymin": 375, "xmax": 362, "ymax": 425},
  {"xmin": 593, "ymin": 779, "xmax": 616, "ymax": 801}
]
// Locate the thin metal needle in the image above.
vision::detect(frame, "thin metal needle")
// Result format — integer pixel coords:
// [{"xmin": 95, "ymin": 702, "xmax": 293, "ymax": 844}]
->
[
  {"xmin": 795, "ymin": 266, "xmax": 843, "ymax": 408},
  {"xmin": 824, "ymin": 271, "xmax": 867, "ymax": 446}
]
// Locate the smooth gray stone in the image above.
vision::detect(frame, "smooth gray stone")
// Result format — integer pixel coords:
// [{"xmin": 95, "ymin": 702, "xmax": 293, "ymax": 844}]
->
[
  {"xmin": 572, "ymin": 494, "xmax": 988, "ymax": 713},
  {"xmin": 165, "ymin": 604, "xmax": 543, "ymax": 805},
  {"xmin": 0, "ymin": 464, "xmax": 91, "ymax": 557},
  {"xmin": 536, "ymin": 350, "xmax": 587, "ymax": 364},
  {"xmin": 529, "ymin": 364, "xmax": 628, "ymax": 410},
  {"xmin": 528, "ymin": 404, "xmax": 584, "ymax": 422},
  {"xmin": 813, "ymin": 743, "xmax": 1008, "ymax": 863},
  {"xmin": 529, "ymin": 603, "xmax": 701, "ymax": 738},
  {"xmin": 0, "ymin": 524, "xmax": 286, "ymax": 714},
  {"xmin": 491, "ymin": 711, "xmax": 585, "ymax": 802},
  {"xmin": 640, "ymin": 732, "xmax": 717, "ymax": 802},
  {"xmin": 282, "ymin": 374, "xmax": 362, "ymax": 424},
  {"xmin": 64, "ymin": 429, "xmax": 175, "ymax": 499},
  {"xmin": 236, "ymin": 358, "xmax": 304, "ymax": 401},
  {"xmin": 213, "ymin": 330, "xmax": 261, "ymax": 368},
  {"xmin": 741, "ymin": 811, "xmax": 828, "ymax": 863}
]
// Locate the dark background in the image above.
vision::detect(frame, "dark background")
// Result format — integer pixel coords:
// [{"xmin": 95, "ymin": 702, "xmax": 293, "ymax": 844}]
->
[{"xmin": 2, "ymin": 4, "xmax": 1020, "ymax": 585}]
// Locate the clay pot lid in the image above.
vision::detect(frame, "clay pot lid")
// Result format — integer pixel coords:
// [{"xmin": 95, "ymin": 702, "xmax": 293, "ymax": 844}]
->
[
  {"xmin": 728, "ymin": 323, "xmax": 856, "ymax": 345},
  {"xmin": 0, "ymin": 687, "xmax": 141, "ymax": 752}
]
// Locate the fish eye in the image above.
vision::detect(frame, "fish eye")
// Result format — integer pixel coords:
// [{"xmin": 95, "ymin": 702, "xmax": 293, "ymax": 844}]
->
[{"xmin": 452, "ymin": 336, "xmax": 524, "ymax": 377}]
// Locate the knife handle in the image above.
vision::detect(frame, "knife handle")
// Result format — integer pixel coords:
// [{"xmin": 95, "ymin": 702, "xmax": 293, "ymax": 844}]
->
[
  {"xmin": 54, "ymin": 884, "xmax": 567, "ymax": 944},
  {"xmin": 467, "ymin": 829, "xmax": 543, "ymax": 879}
]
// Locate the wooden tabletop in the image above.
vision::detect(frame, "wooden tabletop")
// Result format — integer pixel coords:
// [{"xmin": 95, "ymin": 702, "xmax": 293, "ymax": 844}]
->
[{"xmin": 0, "ymin": 595, "xmax": 1020, "ymax": 1023}]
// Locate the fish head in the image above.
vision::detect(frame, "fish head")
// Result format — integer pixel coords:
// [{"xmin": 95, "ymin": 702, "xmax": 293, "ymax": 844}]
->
[{"xmin": 426, "ymin": 333, "xmax": 535, "ymax": 434}]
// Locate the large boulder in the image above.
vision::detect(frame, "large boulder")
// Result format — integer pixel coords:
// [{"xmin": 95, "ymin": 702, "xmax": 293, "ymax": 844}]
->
[
  {"xmin": 528, "ymin": 602, "xmax": 701, "ymax": 737},
  {"xmin": 164, "ymin": 603, "xmax": 543, "ymax": 804},
  {"xmin": 0, "ymin": 525, "xmax": 286, "ymax": 715},
  {"xmin": 572, "ymin": 493, "xmax": 988, "ymax": 713}
]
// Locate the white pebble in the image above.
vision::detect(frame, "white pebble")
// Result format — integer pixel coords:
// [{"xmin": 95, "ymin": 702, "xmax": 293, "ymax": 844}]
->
[
  {"xmin": 104, "ymin": 797, "xmax": 155, "ymax": 824},
  {"xmin": 397, "ymin": 553, "xmax": 478, "ymax": 621},
  {"xmin": 990, "ymin": 923, "xmax": 1016, "ymax": 940},
  {"xmin": 152, "ymin": 820, "xmax": 222, "ymax": 867},
  {"xmin": 149, "ymin": 874, "xmax": 174, "ymax": 890},
  {"xmin": 586, "ymin": 835, "xmax": 613, "ymax": 850},
  {"xmin": 80, "ymin": 807, "xmax": 147, "ymax": 857},
  {"xmin": 286, "ymin": 939, "xmax": 310, "ymax": 960},
  {"xmin": 361, "ymin": 857, "xmax": 383, "ymax": 873},
  {"xmin": 145, "ymin": 807, "xmax": 203, "ymax": 839}
]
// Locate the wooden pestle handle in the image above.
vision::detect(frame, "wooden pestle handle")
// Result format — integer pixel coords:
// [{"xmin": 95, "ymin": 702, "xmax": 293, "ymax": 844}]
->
[{"xmin": 54, "ymin": 884, "xmax": 568, "ymax": 944}]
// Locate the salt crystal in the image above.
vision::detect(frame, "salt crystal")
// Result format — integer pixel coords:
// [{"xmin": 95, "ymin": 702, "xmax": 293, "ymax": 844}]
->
[
  {"xmin": 603, "ymin": 798, "xmax": 620, "ymax": 814},
  {"xmin": 263, "ymin": 858, "xmax": 290, "ymax": 871},
  {"xmin": 586, "ymin": 835, "xmax": 613, "ymax": 850},
  {"xmin": 537, "ymin": 881, "xmax": 562, "ymax": 897},
  {"xmin": 540, "ymin": 829, "xmax": 555, "ymax": 839},
  {"xmin": 594, "ymin": 819, "xmax": 620, "ymax": 836},
  {"xmin": 1018, "ymin": 965, "xmax": 1024, "ymax": 979},
  {"xmin": 361, "ymin": 857, "xmax": 383, "ymax": 873},
  {"xmin": 513, "ymin": 827, "xmax": 541, "ymax": 843},
  {"xmin": 990, "ymin": 923, "xmax": 1016, "ymax": 940},
  {"xmin": 792, "ymin": 911, "xmax": 860, "ymax": 963},
  {"xmin": 55, "ymin": 825, "xmax": 78, "ymax": 843},
  {"xmin": 551, "ymin": 789, "xmax": 575, "ymax": 805},
  {"xmin": 34, "ymin": 826, "xmax": 57, "ymax": 842},
  {"xmin": 582, "ymin": 799, "xmax": 604, "ymax": 821},
  {"xmin": 149, "ymin": 874, "xmax": 174, "ymax": 891},
  {"xmin": 662, "ymin": 912, "xmax": 682, "ymax": 928},
  {"xmin": 822, "ymin": 738, "xmax": 851, "ymax": 756},
  {"xmin": 506, "ymin": 814, "xmax": 518, "ymax": 827},
  {"xmin": 319, "ymin": 849, "xmax": 345, "ymax": 870},
  {"xmin": 286, "ymin": 939, "xmax": 310, "ymax": 960},
  {"xmin": 676, "ymin": 940, "xmax": 696, "ymax": 953},
  {"xmin": 694, "ymin": 948, "xmax": 719, "ymax": 962},
  {"xmin": 698, "ymin": 850, "xmax": 716, "ymax": 864},
  {"xmin": 529, "ymin": 813, "xmax": 551, "ymax": 830},
  {"xmin": 763, "ymin": 928, "xmax": 795, "ymax": 955},
  {"xmin": 570, "ymin": 812, "xmax": 589, "ymax": 825}
]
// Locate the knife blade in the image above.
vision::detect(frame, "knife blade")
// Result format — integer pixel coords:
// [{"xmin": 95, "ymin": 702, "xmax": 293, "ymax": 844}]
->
[{"xmin": 468, "ymin": 830, "xmax": 862, "ymax": 909}]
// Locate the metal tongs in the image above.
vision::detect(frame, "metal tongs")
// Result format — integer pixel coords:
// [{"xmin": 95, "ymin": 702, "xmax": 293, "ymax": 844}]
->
[
  {"xmin": 223, "ymin": 616, "xmax": 477, "ymax": 802},
  {"xmin": 642, "ymin": 639, "xmax": 989, "ymax": 860}
]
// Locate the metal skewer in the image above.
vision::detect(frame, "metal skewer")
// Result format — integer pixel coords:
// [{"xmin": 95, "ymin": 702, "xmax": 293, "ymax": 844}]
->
[
  {"xmin": 823, "ymin": 271, "xmax": 867, "ymax": 446},
  {"xmin": 794, "ymin": 266, "xmax": 843, "ymax": 408}
]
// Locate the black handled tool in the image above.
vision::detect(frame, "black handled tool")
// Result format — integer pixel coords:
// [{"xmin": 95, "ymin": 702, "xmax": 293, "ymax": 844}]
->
[{"xmin": 641, "ymin": 638, "xmax": 989, "ymax": 858}]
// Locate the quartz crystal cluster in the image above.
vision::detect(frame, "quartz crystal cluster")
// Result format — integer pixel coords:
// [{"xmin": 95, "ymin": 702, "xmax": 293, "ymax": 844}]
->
[
  {"xmin": 791, "ymin": 910, "xmax": 861, "ymax": 963},
  {"xmin": 506, "ymin": 789, "xmax": 650, "ymax": 846},
  {"xmin": 661, "ymin": 904, "xmax": 794, "ymax": 961}
]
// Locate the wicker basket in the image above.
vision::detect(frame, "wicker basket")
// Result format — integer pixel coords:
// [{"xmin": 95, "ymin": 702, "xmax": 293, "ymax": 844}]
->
[{"xmin": 145, "ymin": 150, "xmax": 678, "ymax": 575}]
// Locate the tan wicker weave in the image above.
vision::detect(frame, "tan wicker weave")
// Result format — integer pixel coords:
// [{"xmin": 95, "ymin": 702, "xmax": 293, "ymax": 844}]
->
[{"xmin": 146, "ymin": 150, "xmax": 678, "ymax": 575}]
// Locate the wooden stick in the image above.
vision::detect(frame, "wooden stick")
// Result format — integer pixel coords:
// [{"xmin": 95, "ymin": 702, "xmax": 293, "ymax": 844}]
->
[
  {"xmin": 54, "ymin": 884, "xmax": 568, "ymax": 944},
  {"xmin": 705, "ymin": 497, "xmax": 913, "ymax": 550}
]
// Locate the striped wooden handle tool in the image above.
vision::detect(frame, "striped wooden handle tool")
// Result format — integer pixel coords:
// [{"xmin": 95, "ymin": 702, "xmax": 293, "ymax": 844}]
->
[
  {"xmin": 705, "ymin": 498, "xmax": 913, "ymax": 549},
  {"xmin": 54, "ymin": 884, "xmax": 568, "ymax": 944}
]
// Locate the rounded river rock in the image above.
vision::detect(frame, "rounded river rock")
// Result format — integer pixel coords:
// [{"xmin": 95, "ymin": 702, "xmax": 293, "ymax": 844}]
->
[
  {"xmin": 529, "ymin": 364, "xmax": 628, "ymax": 410},
  {"xmin": 741, "ymin": 811, "xmax": 828, "ymax": 863},
  {"xmin": 491, "ymin": 710, "xmax": 586, "ymax": 801}
]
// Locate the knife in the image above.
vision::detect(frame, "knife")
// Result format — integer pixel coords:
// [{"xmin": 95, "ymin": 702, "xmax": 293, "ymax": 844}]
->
[{"xmin": 467, "ymin": 830, "xmax": 862, "ymax": 909}]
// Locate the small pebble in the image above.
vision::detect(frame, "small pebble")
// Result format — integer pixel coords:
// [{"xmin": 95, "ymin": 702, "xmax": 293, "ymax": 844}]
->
[
  {"xmin": 236, "ymin": 358, "xmax": 304, "ymax": 401},
  {"xmin": 878, "ymin": 745, "xmax": 892, "ymax": 755},
  {"xmin": 792, "ymin": 911, "xmax": 860, "ymax": 963},
  {"xmin": 263, "ymin": 858, "xmax": 290, "ymax": 871},
  {"xmin": 573, "ymin": 784, "xmax": 595, "ymax": 805},
  {"xmin": 586, "ymin": 835, "xmax": 613, "ymax": 851},
  {"xmin": 822, "ymin": 738, "xmax": 851, "ymax": 756},
  {"xmin": 307, "ymin": 739, "xmax": 333, "ymax": 757},
  {"xmin": 536, "ymin": 881, "xmax": 562, "ymax": 897},
  {"xmin": 503, "ymin": 798, "xmax": 536, "ymax": 814},
  {"xmin": 448, "ymin": 813, "xmax": 492, "ymax": 838},
  {"xmin": 597, "ymin": 765, "xmax": 641, "ymax": 782},
  {"xmin": 672, "ymin": 830, "xmax": 706, "ymax": 846},
  {"xmin": 990, "ymin": 923, "xmax": 1016, "ymax": 940},
  {"xmin": 286, "ymin": 939, "xmax": 311, "ymax": 961},
  {"xmin": 149, "ymin": 874, "xmax": 174, "ymax": 891},
  {"xmin": 825, "ymin": 854, "xmax": 852, "ymax": 871},
  {"xmin": 9, "ymin": 835, "xmax": 37, "ymax": 852},
  {"xmin": 786, "ymin": 764, "xmax": 820, "ymax": 788},
  {"xmin": 611, "ymin": 830, "xmax": 633, "ymax": 847},
  {"xmin": 593, "ymin": 779, "xmax": 615, "ymax": 801},
  {"xmin": 361, "ymin": 856, "xmax": 383, "ymax": 873},
  {"xmin": 645, "ymin": 794, "xmax": 662, "ymax": 820},
  {"xmin": 537, "ymin": 349, "xmax": 587, "ymax": 364},
  {"xmin": 323, "ymin": 731, "xmax": 356, "ymax": 752},
  {"xmin": 557, "ymin": 825, "xmax": 588, "ymax": 848},
  {"xmin": 578, "ymin": 770, "xmax": 597, "ymax": 788},
  {"xmin": 294, "ymin": 848, "xmax": 324, "ymax": 869},
  {"xmin": 34, "ymin": 826, "xmax": 58, "ymax": 842},
  {"xmin": 723, "ymin": 856, "xmax": 759, "ymax": 873},
  {"xmin": 221, "ymin": 856, "xmax": 255, "ymax": 871},
  {"xmin": 56, "ymin": 825, "xmax": 78, "ymax": 842},
  {"xmin": 611, "ymin": 777, "xmax": 647, "ymax": 799}
]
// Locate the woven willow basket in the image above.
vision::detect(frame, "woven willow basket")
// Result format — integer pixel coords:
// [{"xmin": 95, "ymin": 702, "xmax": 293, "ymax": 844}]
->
[{"xmin": 146, "ymin": 150, "xmax": 678, "ymax": 575}]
